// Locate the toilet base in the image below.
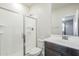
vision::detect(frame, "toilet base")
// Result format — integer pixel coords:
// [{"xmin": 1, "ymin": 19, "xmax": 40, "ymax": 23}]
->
[{"xmin": 26, "ymin": 47, "xmax": 42, "ymax": 56}]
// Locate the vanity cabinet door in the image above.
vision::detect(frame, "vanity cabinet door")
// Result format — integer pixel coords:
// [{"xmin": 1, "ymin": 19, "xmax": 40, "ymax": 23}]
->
[
  {"xmin": 66, "ymin": 48, "xmax": 79, "ymax": 56},
  {"xmin": 45, "ymin": 47, "xmax": 62, "ymax": 56}
]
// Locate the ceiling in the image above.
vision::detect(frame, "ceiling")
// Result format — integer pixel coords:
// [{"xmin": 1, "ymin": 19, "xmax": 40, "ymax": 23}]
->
[
  {"xmin": 22, "ymin": 3, "xmax": 74, "ymax": 9},
  {"xmin": 51, "ymin": 3, "xmax": 70, "ymax": 9},
  {"xmin": 22, "ymin": 3, "xmax": 35, "ymax": 7}
]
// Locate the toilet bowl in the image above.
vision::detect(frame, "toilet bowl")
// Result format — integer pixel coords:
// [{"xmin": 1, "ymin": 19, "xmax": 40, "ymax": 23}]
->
[{"xmin": 26, "ymin": 47, "xmax": 42, "ymax": 56}]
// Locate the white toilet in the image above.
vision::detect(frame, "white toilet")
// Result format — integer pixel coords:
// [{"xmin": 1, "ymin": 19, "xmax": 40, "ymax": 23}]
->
[{"xmin": 26, "ymin": 47, "xmax": 42, "ymax": 56}]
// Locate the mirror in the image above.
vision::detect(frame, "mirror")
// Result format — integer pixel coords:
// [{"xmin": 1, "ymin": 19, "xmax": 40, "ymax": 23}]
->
[{"xmin": 62, "ymin": 14, "xmax": 79, "ymax": 36}]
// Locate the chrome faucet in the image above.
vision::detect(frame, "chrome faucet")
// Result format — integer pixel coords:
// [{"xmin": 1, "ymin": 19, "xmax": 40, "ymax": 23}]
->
[{"xmin": 62, "ymin": 35, "xmax": 68, "ymax": 40}]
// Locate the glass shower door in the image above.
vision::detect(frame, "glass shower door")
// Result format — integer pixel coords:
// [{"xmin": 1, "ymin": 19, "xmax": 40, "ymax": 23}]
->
[{"xmin": 25, "ymin": 16, "xmax": 37, "ymax": 55}]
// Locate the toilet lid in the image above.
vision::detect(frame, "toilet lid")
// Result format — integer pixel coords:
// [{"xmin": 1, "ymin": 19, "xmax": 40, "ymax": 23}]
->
[{"xmin": 28, "ymin": 47, "xmax": 42, "ymax": 55}]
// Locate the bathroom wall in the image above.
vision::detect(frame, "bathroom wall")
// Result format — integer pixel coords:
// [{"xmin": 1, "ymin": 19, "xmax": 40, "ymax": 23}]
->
[
  {"xmin": 0, "ymin": 3, "xmax": 52, "ymax": 56},
  {"xmin": 30, "ymin": 3, "xmax": 52, "ymax": 39},
  {"xmin": 1, "ymin": 3, "xmax": 52, "ymax": 39},
  {"xmin": 52, "ymin": 4, "xmax": 79, "ymax": 35}
]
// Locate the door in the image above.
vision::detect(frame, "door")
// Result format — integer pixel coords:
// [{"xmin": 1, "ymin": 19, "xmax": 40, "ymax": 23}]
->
[
  {"xmin": 25, "ymin": 17, "xmax": 36, "ymax": 54},
  {"xmin": 0, "ymin": 8, "xmax": 23, "ymax": 56}
]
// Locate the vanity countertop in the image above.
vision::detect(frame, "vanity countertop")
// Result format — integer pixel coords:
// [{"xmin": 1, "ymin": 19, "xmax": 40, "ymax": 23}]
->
[{"xmin": 44, "ymin": 36, "xmax": 79, "ymax": 50}]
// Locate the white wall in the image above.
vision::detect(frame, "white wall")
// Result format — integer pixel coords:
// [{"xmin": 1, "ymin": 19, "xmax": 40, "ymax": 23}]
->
[
  {"xmin": 30, "ymin": 3, "xmax": 52, "ymax": 39},
  {"xmin": 52, "ymin": 4, "xmax": 79, "ymax": 35}
]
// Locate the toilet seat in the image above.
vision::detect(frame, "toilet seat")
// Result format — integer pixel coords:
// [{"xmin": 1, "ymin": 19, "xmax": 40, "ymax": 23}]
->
[{"xmin": 26, "ymin": 47, "xmax": 42, "ymax": 56}]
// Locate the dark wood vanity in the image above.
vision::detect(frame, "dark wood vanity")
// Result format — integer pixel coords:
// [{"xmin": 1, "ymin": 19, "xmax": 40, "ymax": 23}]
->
[{"xmin": 45, "ymin": 41, "xmax": 79, "ymax": 56}]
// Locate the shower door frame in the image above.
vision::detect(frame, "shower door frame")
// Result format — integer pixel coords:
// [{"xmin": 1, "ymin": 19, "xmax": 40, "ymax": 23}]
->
[{"xmin": 23, "ymin": 15, "xmax": 38, "ymax": 56}]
